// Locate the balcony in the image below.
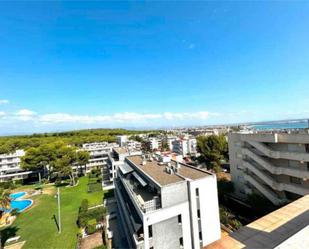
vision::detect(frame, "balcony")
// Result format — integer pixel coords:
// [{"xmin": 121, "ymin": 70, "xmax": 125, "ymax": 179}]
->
[
  {"xmin": 247, "ymin": 141, "xmax": 309, "ymax": 162},
  {"xmin": 244, "ymin": 161, "xmax": 309, "ymax": 196},
  {"xmin": 120, "ymin": 176, "xmax": 161, "ymax": 214},
  {"xmin": 242, "ymin": 148, "xmax": 309, "ymax": 179},
  {"xmin": 243, "ymin": 174, "xmax": 282, "ymax": 205}
]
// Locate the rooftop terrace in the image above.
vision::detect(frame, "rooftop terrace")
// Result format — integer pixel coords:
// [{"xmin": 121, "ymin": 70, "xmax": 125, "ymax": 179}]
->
[
  {"xmin": 126, "ymin": 155, "xmax": 212, "ymax": 186},
  {"xmin": 205, "ymin": 194, "xmax": 309, "ymax": 249}
]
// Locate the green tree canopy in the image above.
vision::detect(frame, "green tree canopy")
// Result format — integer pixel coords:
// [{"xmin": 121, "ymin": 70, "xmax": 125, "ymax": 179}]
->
[{"xmin": 197, "ymin": 135, "xmax": 228, "ymax": 171}]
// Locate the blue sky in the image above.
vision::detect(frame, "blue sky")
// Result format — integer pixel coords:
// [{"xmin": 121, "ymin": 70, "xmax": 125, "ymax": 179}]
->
[{"xmin": 1, "ymin": 1, "xmax": 309, "ymax": 134}]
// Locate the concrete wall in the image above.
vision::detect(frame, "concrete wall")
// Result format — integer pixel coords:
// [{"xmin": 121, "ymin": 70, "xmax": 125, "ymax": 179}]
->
[
  {"xmin": 189, "ymin": 176, "xmax": 221, "ymax": 248},
  {"xmin": 143, "ymin": 201, "xmax": 192, "ymax": 249},
  {"xmin": 161, "ymin": 181, "xmax": 188, "ymax": 208}
]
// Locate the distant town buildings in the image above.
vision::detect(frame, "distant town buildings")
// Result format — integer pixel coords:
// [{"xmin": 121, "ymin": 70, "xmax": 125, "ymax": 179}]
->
[
  {"xmin": 172, "ymin": 137, "xmax": 197, "ymax": 157},
  {"xmin": 115, "ymin": 154, "xmax": 221, "ymax": 249},
  {"xmin": 228, "ymin": 131, "xmax": 309, "ymax": 205}
]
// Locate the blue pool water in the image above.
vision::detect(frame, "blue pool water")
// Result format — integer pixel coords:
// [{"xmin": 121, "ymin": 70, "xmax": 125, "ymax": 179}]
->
[
  {"xmin": 10, "ymin": 199, "xmax": 33, "ymax": 213},
  {"xmin": 9, "ymin": 191, "xmax": 33, "ymax": 213},
  {"xmin": 10, "ymin": 191, "xmax": 26, "ymax": 199}
]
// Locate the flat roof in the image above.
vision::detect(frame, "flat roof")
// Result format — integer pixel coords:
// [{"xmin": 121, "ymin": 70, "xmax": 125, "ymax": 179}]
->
[
  {"xmin": 126, "ymin": 155, "xmax": 211, "ymax": 186},
  {"xmin": 205, "ymin": 194, "xmax": 309, "ymax": 249}
]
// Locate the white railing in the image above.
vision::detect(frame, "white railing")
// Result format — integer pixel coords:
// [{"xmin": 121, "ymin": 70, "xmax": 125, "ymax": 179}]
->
[{"xmin": 121, "ymin": 178, "xmax": 161, "ymax": 213}]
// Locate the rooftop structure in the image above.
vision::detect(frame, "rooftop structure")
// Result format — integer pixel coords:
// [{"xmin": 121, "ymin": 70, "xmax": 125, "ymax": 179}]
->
[{"xmin": 205, "ymin": 194, "xmax": 309, "ymax": 249}]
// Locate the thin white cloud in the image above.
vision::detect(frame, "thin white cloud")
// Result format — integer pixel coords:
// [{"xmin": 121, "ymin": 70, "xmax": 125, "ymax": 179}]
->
[
  {"xmin": 0, "ymin": 99, "xmax": 9, "ymax": 104},
  {"xmin": 0, "ymin": 111, "xmax": 5, "ymax": 117},
  {"xmin": 15, "ymin": 109, "xmax": 37, "ymax": 121},
  {"xmin": 34, "ymin": 111, "xmax": 218, "ymax": 124}
]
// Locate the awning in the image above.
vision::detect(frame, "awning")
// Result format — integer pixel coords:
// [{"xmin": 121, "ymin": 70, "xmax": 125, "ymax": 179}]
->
[
  {"xmin": 132, "ymin": 172, "xmax": 147, "ymax": 187},
  {"xmin": 119, "ymin": 163, "xmax": 134, "ymax": 175}
]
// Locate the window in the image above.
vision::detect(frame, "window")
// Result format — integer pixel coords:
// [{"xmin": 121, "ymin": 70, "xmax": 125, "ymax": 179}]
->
[
  {"xmin": 199, "ymin": 231, "xmax": 203, "ymax": 241},
  {"xmin": 178, "ymin": 214, "xmax": 182, "ymax": 224},
  {"xmin": 150, "ymin": 247, "xmax": 154, "ymax": 249},
  {"xmin": 148, "ymin": 225, "xmax": 153, "ymax": 238},
  {"xmin": 197, "ymin": 209, "xmax": 201, "ymax": 219},
  {"xmin": 195, "ymin": 188, "xmax": 199, "ymax": 197},
  {"xmin": 179, "ymin": 237, "xmax": 183, "ymax": 247}
]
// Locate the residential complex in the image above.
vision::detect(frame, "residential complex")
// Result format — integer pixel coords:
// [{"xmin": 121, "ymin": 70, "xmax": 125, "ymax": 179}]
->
[
  {"xmin": 228, "ymin": 131, "xmax": 309, "ymax": 205},
  {"xmin": 79, "ymin": 142, "xmax": 119, "ymax": 173},
  {"xmin": 0, "ymin": 149, "xmax": 32, "ymax": 182},
  {"xmin": 115, "ymin": 154, "xmax": 221, "ymax": 249}
]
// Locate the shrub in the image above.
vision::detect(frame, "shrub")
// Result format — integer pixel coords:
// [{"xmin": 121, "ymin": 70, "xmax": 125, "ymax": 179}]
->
[
  {"xmin": 80, "ymin": 199, "xmax": 89, "ymax": 213},
  {"xmin": 87, "ymin": 207, "xmax": 106, "ymax": 222},
  {"xmin": 78, "ymin": 214, "xmax": 88, "ymax": 227},
  {"xmin": 86, "ymin": 224, "xmax": 97, "ymax": 234}
]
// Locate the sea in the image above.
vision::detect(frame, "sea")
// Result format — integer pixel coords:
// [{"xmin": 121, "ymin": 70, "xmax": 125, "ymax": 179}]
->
[{"xmin": 252, "ymin": 120, "xmax": 309, "ymax": 131}]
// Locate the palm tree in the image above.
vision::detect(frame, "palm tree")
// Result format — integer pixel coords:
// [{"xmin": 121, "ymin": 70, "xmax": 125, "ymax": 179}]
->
[
  {"xmin": 0, "ymin": 190, "xmax": 11, "ymax": 248},
  {"xmin": 0, "ymin": 190, "xmax": 11, "ymax": 211}
]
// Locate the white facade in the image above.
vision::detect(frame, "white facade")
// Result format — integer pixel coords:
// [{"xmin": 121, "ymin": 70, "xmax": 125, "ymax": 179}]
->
[
  {"xmin": 115, "ymin": 155, "xmax": 221, "ymax": 249},
  {"xmin": 117, "ymin": 135, "xmax": 128, "ymax": 147},
  {"xmin": 228, "ymin": 132, "xmax": 309, "ymax": 205},
  {"xmin": 148, "ymin": 138, "xmax": 161, "ymax": 151},
  {"xmin": 172, "ymin": 137, "xmax": 197, "ymax": 157},
  {"xmin": 76, "ymin": 142, "xmax": 119, "ymax": 174},
  {"xmin": 0, "ymin": 149, "xmax": 32, "ymax": 182}
]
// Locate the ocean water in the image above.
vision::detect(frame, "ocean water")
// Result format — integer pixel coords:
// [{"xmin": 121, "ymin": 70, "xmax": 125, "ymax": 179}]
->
[{"xmin": 252, "ymin": 121, "xmax": 308, "ymax": 130}]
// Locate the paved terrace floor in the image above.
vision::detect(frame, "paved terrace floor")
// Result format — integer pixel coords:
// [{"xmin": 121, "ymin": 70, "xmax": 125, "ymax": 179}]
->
[{"xmin": 205, "ymin": 195, "xmax": 309, "ymax": 249}]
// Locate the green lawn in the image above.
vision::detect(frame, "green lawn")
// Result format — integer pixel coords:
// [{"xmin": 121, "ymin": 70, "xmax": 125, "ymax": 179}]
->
[{"xmin": 1, "ymin": 177, "xmax": 104, "ymax": 249}]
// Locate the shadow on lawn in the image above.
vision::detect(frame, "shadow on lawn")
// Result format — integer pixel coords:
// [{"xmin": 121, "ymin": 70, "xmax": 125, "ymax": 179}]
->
[
  {"xmin": 0, "ymin": 226, "xmax": 19, "ymax": 246},
  {"xmin": 52, "ymin": 214, "xmax": 60, "ymax": 232}
]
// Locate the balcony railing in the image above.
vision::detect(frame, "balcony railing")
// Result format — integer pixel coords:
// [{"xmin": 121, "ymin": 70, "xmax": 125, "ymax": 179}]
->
[{"xmin": 121, "ymin": 177, "xmax": 161, "ymax": 213}]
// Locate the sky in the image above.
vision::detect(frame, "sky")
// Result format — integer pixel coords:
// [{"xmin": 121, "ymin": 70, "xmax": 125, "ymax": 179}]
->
[{"xmin": 1, "ymin": 1, "xmax": 309, "ymax": 135}]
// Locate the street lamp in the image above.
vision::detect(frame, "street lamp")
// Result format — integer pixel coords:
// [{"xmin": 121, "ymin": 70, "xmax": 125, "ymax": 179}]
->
[{"xmin": 54, "ymin": 187, "xmax": 61, "ymax": 233}]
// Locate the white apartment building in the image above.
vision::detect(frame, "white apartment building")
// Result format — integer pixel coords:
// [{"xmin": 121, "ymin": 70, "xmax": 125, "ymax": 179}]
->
[
  {"xmin": 165, "ymin": 136, "xmax": 178, "ymax": 151},
  {"xmin": 78, "ymin": 142, "xmax": 119, "ymax": 174},
  {"xmin": 0, "ymin": 150, "xmax": 32, "ymax": 182},
  {"xmin": 117, "ymin": 135, "xmax": 128, "ymax": 147},
  {"xmin": 115, "ymin": 154, "xmax": 221, "ymax": 249},
  {"xmin": 127, "ymin": 140, "xmax": 142, "ymax": 151},
  {"xmin": 228, "ymin": 132, "xmax": 309, "ymax": 205},
  {"xmin": 148, "ymin": 138, "xmax": 161, "ymax": 151},
  {"xmin": 104, "ymin": 147, "xmax": 142, "ymax": 190},
  {"xmin": 172, "ymin": 137, "xmax": 197, "ymax": 157}
]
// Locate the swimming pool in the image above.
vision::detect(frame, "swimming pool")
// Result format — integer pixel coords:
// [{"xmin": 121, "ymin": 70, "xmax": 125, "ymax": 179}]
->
[
  {"xmin": 10, "ymin": 191, "xmax": 26, "ymax": 199},
  {"xmin": 9, "ymin": 191, "xmax": 33, "ymax": 213}
]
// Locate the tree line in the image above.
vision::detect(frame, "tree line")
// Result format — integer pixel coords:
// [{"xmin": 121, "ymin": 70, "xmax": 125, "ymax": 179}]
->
[{"xmin": 0, "ymin": 128, "xmax": 159, "ymax": 154}]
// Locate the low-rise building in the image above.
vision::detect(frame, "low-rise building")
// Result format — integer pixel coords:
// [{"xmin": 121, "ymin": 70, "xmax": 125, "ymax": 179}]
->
[
  {"xmin": 0, "ymin": 149, "xmax": 32, "ymax": 182},
  {"xmin": 228, "ymin": 131, "xmax": 309, "ymax": 205},
  {"xmin": 78, "ymin": 142, "xmax": 119, "ymax": 174},
  {"xmin": 115, "ymin": 154, "xmax": 221, "ymax": 249}
]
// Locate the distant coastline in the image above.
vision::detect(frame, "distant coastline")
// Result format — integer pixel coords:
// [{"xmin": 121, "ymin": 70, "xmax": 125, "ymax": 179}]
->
[{"xmin": 250, "ymin": 120, "xmax": 308, "ymax": 130}]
